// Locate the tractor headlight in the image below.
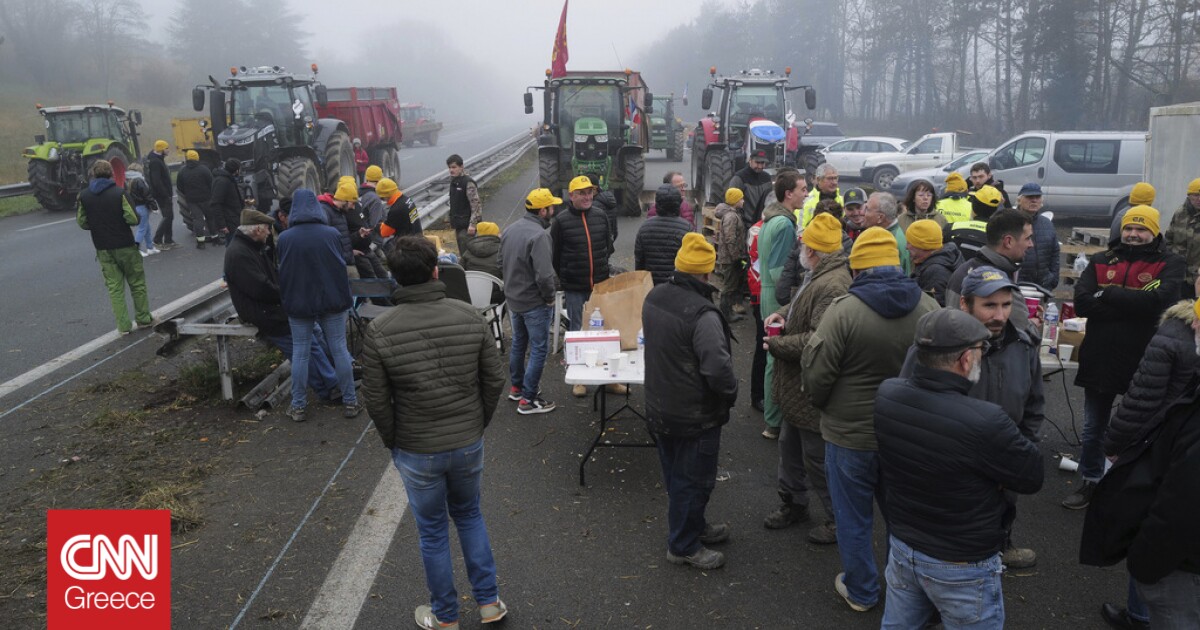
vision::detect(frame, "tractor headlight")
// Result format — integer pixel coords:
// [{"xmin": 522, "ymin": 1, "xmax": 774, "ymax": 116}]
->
[
  {"xmin": 574, "ymin": 134, "xmax": 588, "ymax": 143},
  {"xmin": 48, "ymin": 147, "xmax": 58, "ymax": 159},
  {"xmin": 595, "ymin": 134, "xmax": 608, "ymax": 143}
]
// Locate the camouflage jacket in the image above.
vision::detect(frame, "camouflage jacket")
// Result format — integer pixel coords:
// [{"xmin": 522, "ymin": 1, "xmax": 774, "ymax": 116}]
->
[{"xmin": 1165, "ymin": 200, "xmax": 1200, "ymax": 285}]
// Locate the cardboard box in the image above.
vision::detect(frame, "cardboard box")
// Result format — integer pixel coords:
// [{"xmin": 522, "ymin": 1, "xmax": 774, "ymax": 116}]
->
[
  {"xmin": 1063, "ymin": 317, "xmax": 1087, "ymax": 332},
  {"xmin": 564, "ymin": 330, "xmax": 622, "ymax": 365},
  {"xmin": 1058, "ymin": 329, "xmax": 1084, "ymax": 361}
]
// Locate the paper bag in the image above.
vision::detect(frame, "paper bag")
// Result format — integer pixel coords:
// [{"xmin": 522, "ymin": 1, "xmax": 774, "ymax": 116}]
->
[{"xmin": 583, "ymin": 271, "xmax": 654, "ymax": 350}]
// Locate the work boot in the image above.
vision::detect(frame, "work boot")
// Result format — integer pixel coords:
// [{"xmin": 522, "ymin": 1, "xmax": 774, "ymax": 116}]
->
[
  {"xmin": 732, "ymin": 302, "xmax": 747, "ymax": 315},
  {"xmin": 666, "ymin": 546, "xmax": 725, "ymax": 570},
  {"xmin": 343, "ymin": 401, "xmax": 365, "ymax": 418},
  {"xmin": 572, "ymin": 384, "xmax": 587, "ymax": 397},
  {"xmin": 763, "ymin": 499, "xmax": 810, "ymax": 529},
  {"xmin": 806, "ymin": 521, "xmax": 838, "ymax": 544},
  {"xmin": 1100, "ymin": 603, "xmax": 1149, "ymax": 630},
  {"xmin": 1062, "ymin": 480, "xmax": 1097, "ymax": 510},
  {"xmin": 761, "ymin": 425, "xmax": 780, "ymax": 439},
  {"xmin": 700, "ymin": 522, "xmax": 730, "ymax": 545},
  {"xmin": 1001, "ymin": 545, "xmax": 1037, "ymax": 569},
  {"xmin": 286, "ymin": 406, "xmax": 306, "ymax": 423}
]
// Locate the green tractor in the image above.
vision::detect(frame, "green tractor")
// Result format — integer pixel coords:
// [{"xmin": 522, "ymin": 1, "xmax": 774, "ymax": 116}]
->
[
  {"xmin": 524, "ymin": 70, "xmax": 652, "ymax": 216},
  {"xmin": 649, "ymin": 94, "xmax": 687, "ymax": 162},
  {"xmin": 21, "ymin": 103, "xmax": 143, "ymax": 211}
]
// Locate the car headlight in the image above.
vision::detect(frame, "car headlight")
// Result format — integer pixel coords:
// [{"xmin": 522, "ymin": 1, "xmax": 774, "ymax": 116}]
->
[
  {"xmin": 595, "ymin": 134, "xmax": 608, "ymax": 143},
  {"xmin": 574, "ymin": 134, "xmax": 588, "ymax": 143}
]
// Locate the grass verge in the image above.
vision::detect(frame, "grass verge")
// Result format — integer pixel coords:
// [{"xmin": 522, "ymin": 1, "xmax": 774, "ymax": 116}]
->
[{"xmin": 0, "ymin": 195, "xmax": 43, "ymax": 219}]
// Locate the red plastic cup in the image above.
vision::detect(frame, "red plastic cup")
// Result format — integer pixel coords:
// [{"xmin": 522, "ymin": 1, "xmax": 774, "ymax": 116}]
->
[
  {"xmin": 1061, "ymin": 301, "xmax": 1076, "ymax": 321},
  {"xmin": 766, "ymin": 322, "xmax": 783, "ymax": 337},
  {"xmin": 1024, "ymin": 297, "xmax": 1040, "ymax": 319}
]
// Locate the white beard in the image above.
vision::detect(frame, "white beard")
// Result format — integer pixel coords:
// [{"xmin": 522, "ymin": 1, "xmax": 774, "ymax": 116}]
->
[{"xmin": 967, "ymin": 357, "xmax": 982, "ymax": 384}]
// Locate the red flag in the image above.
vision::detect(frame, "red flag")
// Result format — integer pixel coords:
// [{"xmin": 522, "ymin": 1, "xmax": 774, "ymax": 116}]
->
[{"xmin": 550, "ymin": 0, "xmax": 569, "ymax": 78}]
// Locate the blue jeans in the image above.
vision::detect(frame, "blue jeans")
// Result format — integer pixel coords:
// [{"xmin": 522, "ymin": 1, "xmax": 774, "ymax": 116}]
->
[
  {"xmin": 1079, "ymin": 388, "xmax": 1117, "ymax": 481},
  {"xmin": 655, "ymin": 425, "xmax": 721, "ymax": 556},
  {"xmin": 392, "ymin": 439, "xmax": 498, "ymax": 624},
  {"xmin": 287, "ymin": 311, "xmax": 355, "ymax": 410},
  {"xmin": 1128, "ymin": 573, "xmax": 1150, "ymax": 623},
  {"xmin": 135, "ymin": 205, "xmax": 153, "ymax": 250},
  {"xmin": 509, "ymin": 304, "xmax": 552, "ymax": 401},
  {"xmin": 564, "ymin": 290, "xmax": 591, "ymax": 332},
  {"xmin": 882, "ymin": 535, "xmax": 1005, "ymax": 629},
  {"xmin": 826, "ymin": 442, "xmax": 886, "ymax": 607},
  {"xmin": 266, "ymin": 331, "xmax": 339, "ymax": 401},
  {"xmin": 1136, "ymin": 571, "xmax": 1200, "ymax": 629}
]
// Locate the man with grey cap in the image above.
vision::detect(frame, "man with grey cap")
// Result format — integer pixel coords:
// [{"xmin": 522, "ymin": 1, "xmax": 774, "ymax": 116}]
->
[
  {"xmin": 901, "ymin": 265, "xmax": 1045, "ymax": 569},
  {"xmin": 876, "ymin": 308, "xmax": 1044, "ymax": 629}
]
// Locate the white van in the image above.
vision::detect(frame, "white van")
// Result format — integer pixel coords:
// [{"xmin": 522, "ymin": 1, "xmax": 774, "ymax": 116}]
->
[{"xmin": 987, "ymin": 131, "xmax": 1146, "ymax": 217}]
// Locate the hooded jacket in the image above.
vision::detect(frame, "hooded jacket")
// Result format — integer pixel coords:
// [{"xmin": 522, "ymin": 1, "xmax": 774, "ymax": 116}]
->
[
  {"xmin": 501, "ymin": 213, "xmax": 556, "ymax": 313},
  {"xmin": 913, "ymin": 244, "xmax": 965, "ymax": 306},
  {"xmin": 77, "ymin": 178, "xmax": 136, "ymax": 250},
  {"xmin": 1104, "ymin": 300, "xmax": 1200, "ymax": 456},
  {"xmin": 224, "ymin": 230, "xmax": 289, "ymax": 337},
  {"xmin": 550, "ymin": 202, "xmax": 611, "ymax": 292},
  {"xmin": 176, "ymin": 161, "xmax": 213, "ymax": 203},
  {"xmin": 462, "ymin": 234, "xmax": 502, "ymax": 279},
  {"xmin": 767, "ymin": 251, "xmax": 852, "ymax": 431},
  {"xmin": 317, "ymin": 193, "xmax": 355, "ymax": 264},
  {"xmin": 145, "ymin": 151, "xmax": 172, "ymax": 202},
  {"xmin": 758, "ymin": 201, "xmax": 798, "ymax": 314},
  {"xmin": 1075, "ymin": 238, "xmax": 1185, "ymax": 394},
  {"xmin": 277, "ymin": 190, "xmax": 353, "ymax": 319},
  {"xmin": 714, "ymin": 202, "xmax": 747, "ymax": 266},
  {"xmin": 802, "ymin": 267, "xmax": 939, "ymax": 450},
  {"xmin": 210, "ymin": 167, "xmax": 244, "ymax": 230},
  {"xmin": 635, "ymin": 215, "xmax": 692, "ymax": 285},
  {"xmin": 123, "ymin": 171, "xmax": 156, "ymax": 209}
]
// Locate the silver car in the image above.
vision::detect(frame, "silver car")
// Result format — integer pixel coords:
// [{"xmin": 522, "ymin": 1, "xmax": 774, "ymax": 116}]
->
[{"xmin": 886, "ymin": 150, "xmax": 992, "ymax": 197}]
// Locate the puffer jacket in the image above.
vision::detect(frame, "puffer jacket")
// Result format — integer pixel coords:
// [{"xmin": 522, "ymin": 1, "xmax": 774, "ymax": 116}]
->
[
  {"xmin": 461, "ymin": 234, "xmax": 502, "ymax": 278},
  {"xmin": 802, "ymin": 267, "xmax": 939, "ymax": 450},
  {"xmin": 766, "ymin": 251, "xmax": 852, "ymax": 430},
  {"xmin": 592, "ymin": 189, "xmax": 619, "ymax": 242},
  {"xmin": 362, "ymin": 281, "xmax": 505, "ymax": 453},
  {"xmin": 1075, "ymin": 238, "xmax": 1185, "ymax": 394},
  {"xmin": 730, "ymin": 165, "xmax": 773, "ymax": 228},
  {"xmin": 914, "ymin": 244, "xmax": 964, "ymax": 306},
  {"xmin": 876, "ymin": 364, "xmax": 1043, "ymax": 563},
  {"xmin": 210, "ymin": 167, "xmax": 243, "ymax": 231},
  {"xmin": 145, "ymin": 151, "xmax": 172, "ymax": 202},
  {"xmin": 317, "ymin": 193, "xmax": 354, "ymax": 264},
  {"xmin": 1020, "ymin": 211, "xmax": 1060, "ymax": 289},
  {"xmin": 635, "ymin": 215, "xmax": 691, "ymax": 285},
  {"xmin": 714, "ymin": 202, "xmax": 747, "ymax": 265},
  {"xmin": 175, "ymin": 161, "xmax": 213, "ymax": 203},
  {"xmin": 277, "ymin": 190, "xmax": 352, "ymax": 319},
  {"xmin": 1165, "ymin": 200, "xmax": 1200, "ymax": 288},
  {"xmin": 1104, "ymin": 300, "xmax": 1200, "ymax": 457},
  {"xmin": 550, "ymin": 202, "xmax": 611, "ymax": 292}
]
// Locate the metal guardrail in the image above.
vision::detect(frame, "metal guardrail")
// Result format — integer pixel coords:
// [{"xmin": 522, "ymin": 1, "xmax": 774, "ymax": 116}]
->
[{"xmin": 0, "ymin": 161, "xmax": 187, "ymax": 200}]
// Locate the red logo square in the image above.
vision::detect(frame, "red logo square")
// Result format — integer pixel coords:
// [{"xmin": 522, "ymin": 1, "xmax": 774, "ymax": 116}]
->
[{"xmin": 47, "ymin": 510, "xmax": 171, "ymax": 629}]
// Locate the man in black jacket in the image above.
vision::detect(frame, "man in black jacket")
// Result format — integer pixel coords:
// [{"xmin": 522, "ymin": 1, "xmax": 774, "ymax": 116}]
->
[
  {"xmin": 876, "ymin": 308, "xmax": 1043, "ymax": 628},
  {"xmin": 643, "ymin": 232, "xmax": 738, "ymax": 571},
  {"xmin": 447, "ymin": 154, "xmax": 482, "ymax": 254},
  {"xmin": 635, "ymin": 185, "xmax": 692, "ymax": 285},
  {"xmin": 210, "ymin": 159, "xmax": 245, "ymax": 245},
  {"xmin": 175, "ymin": 150, "xmax": 215, "ymax": 248},
  {"xmin": 550, "ymin": 175, "xmax": 612, "ymax": 333},
  {"xmin": 223, "ymin": 210, "xmax": 340, "ymax": 404},
  {"xmin": 730, "ymin": 154, "xmax": 773, "ymax": 229},
  {"xmin": 147, "ymin": 140, "xmax": 178, "ymax": 249}
]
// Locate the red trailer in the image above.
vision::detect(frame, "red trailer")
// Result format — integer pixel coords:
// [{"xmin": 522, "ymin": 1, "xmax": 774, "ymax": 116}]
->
[{"xmin": 317, "ymin": 87, "xmax": 403, "ymax": 181}]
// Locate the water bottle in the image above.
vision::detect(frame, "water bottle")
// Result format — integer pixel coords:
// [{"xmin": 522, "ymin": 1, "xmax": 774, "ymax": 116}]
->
[
  {"xmin": 1044, "ymin": 302, "xmax": 1060, "ymax": 349},
  {"xmin": 637, "ymin": 328, "xmax": 645, "ymax": 352},
  {"xmin": 1073, "ymin": 253, "xmax": 1089, "ymax": 274},
  {"xmin": 588, "ymin": 308, "xmax": 604, "ymax": 330}
]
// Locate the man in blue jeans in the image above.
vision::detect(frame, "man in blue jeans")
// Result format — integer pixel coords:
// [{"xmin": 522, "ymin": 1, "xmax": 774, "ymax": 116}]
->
[
  {"xmin": 875, "ymin": 309, "xmax": 1043, "ymax": 629},
  {"xmin": 362, "ymin": 236, "xmax": 507, "ymax": 629},
  {"xmin": 500, "ymin": 188, "xmax": 561, "ymax": 414},
  {"xmin": 278, "ymin": 189, "xmax": 362, "ymax": 422}
]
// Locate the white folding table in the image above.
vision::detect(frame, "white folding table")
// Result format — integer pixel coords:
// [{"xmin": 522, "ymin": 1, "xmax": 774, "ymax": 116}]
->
[{"xmin": 564, "ymin": 349, "xmax": 654, "ymax": 486}]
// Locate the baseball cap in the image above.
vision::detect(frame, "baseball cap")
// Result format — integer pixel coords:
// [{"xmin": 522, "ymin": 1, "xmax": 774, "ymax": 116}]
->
[
  {"xmin": 525, "ymin": 188, "xmax": 562, "ymax": 210},
  {"xmin": 568, "ymin": 175, "xmax": 596, "ymax": 193},
  {"xmin": 971, "ymin": 185, "xmax": 1003, "ymax": 208},
  {"xmin": 914, "ymin": 308, "xmax": 991, "ymax": 352},
  {"xmin": 1018, "ymin": 182, "xmax": 1043, "ymax": 197},
  {"xmin": 961, "ymin": 265, "xmax": 1020, "ymax": 298},
  {"xmin": 843, "ymin": 187, "xmax": 867, "ymax": 207}
]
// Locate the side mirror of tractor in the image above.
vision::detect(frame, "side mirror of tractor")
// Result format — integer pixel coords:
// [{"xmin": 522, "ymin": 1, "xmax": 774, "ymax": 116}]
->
[
  {"xmin": 131, "ymin": 110, "xmax": 143, "ymax": 125},
  {"xmin": 644, "ymin": 92, "xmax": 654, "ymax": 113},
  {"xmin": 701, "ymin": 88, "xmax": 713, "ymax": 111},
  {"xmin": 314, "ymin": 84, "xmax": 328, "ymax": 108},
  {"xmin": 805, "ymin": 87, "xmax": 817, "ymax": 110},
  {"xmin": 523, "ymin": 92, "xmax": 534, "ymax": 115},
  {"xmin": 192, "ymin": 88, "xmax": 206, "ymax": 112}
]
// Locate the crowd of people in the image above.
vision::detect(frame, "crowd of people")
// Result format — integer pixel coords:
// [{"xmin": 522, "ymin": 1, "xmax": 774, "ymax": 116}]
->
[{"xmin": 75, "ymin": 141, "xmax": 1200, "ymax": 628}]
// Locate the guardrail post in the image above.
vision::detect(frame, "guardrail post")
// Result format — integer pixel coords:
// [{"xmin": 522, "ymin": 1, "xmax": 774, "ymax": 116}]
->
[{"xmin": 216, "ymin": 335, "xmax": 234, "ymax": 400}]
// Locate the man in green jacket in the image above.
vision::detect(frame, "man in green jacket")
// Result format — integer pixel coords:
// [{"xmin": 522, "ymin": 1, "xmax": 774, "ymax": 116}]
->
[
  {"xmin": 1165, "ymin": 177, "xmax": 1200, "ymax": 299},
  {"xmin": 862, "ymin": 191, "xmax": 912, "ymax": 275},
  {"xmin": 801, "ymin": 227, "xmax": 939, "ymax": 613},
  {"xmin": 77, "ymin": 159, "xmax": 152, "ymax": 334},
  {"xmin": 758, "ymin": 169, "xmax": 808, "ymax": 439},
  {"xmin": 362, "ymin": 236, "xmax": 508, "ymax": 630}
]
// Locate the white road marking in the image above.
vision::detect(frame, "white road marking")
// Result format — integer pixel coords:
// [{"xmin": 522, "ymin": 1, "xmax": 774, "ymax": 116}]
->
[
  {"xmin": 17, "ymin": 217, "xmax": 75, "ymax": 232},
  {"xmin": 300, "ymin": 462, "xmax": 408, "ymax": 630}
]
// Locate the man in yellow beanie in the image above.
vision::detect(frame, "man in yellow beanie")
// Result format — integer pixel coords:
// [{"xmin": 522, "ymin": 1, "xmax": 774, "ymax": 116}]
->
[
  {"xmin": 317, "ymin": 176, "xmax": 367, "ymax": 279},
  {"xmin": 461, "ymin": 221, "xmax": 504, "ymax": 301},
  {"xmin": 760, "ymin": 212, "xmax": 850, "ymax": 543},
  {"xmin": 1110, "ymin": 181, "xmax": 1157, "ymax": 242},
  {"xmin": 642, "ymin": 231, "xmax": 738, "ymax": 571},
  {"xmin": 356, "ymin": 165, "xmax": 388, "ymax": 261},
  {"xmin": 937, "ymin": 171, "xmax": 972, "ymax": 223},
  {"xmin": 906, "ymin": 218, "xmax": 963, "ymax": 306},
  {"xmin": 802, "ymin": 225, "xmax": 938, "ymax": 611},
  {"xmin": 175, "ymin": 147, "xmax": 216, "ymax": 247},
  {"xmin": 1166, "ymin": 177, "xmax": 1200, "ymax": 298},
  {"xmin": 714, "ymin": 187, "xmax": 749, "ymax": 321},
  {"xmin": 378, "ymin": 177, "xmax": 423, "ymax": 241},
  {"xmin": 146, "ymin": 139, "xmax": 177, "ymax": 249},
  {"xmin": 1065, "ymin": 204, "xmax": 1185, "ymax": 511}
]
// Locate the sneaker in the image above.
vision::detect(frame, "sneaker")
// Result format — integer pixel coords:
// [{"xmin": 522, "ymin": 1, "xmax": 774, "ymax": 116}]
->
[
  {"xmin": 146, "ymin": 248, "xmax": 161, "ymax": 255},
  {"xmin": 763, "ymin": 502, "xmax": 810, "ymax": 529},
  {"xmin": 517, "ymin": 397, "xmax": 556, "ymax": 415},
  {"xmin": 572, "ymin": 384, "xmax": 588, "ymax": 397},
  {"xmin": 414, "ymin": 604, "xmax": 459, "ymax": 629},
  {"xmin": 806, "ymin": 521, "xmax": 838, "ymax": 545},
  {"xmin": 1062, "ymin": 480, "xmax": 1097, "ymax": 510},
  {"xmin": 834, "ymin": 572, "xmax": 874, "ymax": 612},
  {"xmin": 666, "ymin": 546, "xmax": 725, "ymax": 570},
  {"xmin": 286, "ymin": 406, "xmax": 306, "ymax": 423},
  {"xmin": 478, "ymin": 599, "xmax": 507, "ymax": 624},
  {"xmin": 699, "ymin": 522, "xmax": 730, "ymax": 545},
  {"xmin": 605, "ymin": 383, "xmax": 628, "ymax": 395},
  {"xmin": 139, "ymin": 250, "xmax": 150, "ymax": 258},
  {"xmin": 1001, "ymin": 545, "xmax": 1037, "ymax": 569},
  {"xmin": 161, "ymin": 242, "xmax": 181, "ymax": 250},
  {"xmin": 1100, "ymin": 603, "xmax": 1149, "ymax": 630},
  {"xmin": 761, "ymin": 425, "xmax": 780, "ymax": 440},
  {"xmin": 508, "ymin": 386, "xmax": 523, "ymax": 401},
  {"xmin": 343, "ymin": 401, "xmax": 365, "ymax": 418}
]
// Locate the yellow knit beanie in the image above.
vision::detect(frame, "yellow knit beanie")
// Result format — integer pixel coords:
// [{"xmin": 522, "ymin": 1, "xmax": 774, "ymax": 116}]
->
[
  {"xmin": 802, "ymin": 213, "xmax": 843, "ymax": 253},
  {"xmin": 1122, "ymin": 205, "xmax": 1160, "ymax": 237},
  {"xmin": 944, "ymin": 172, "xmax": 967, "ymax": 193},
  {"xmin": 906, "ymin": 219, "xmax": 943, "ymax": 251},
  {"xmin": 364, "ymin": 165, "xmax": 383, "ymax": 183},
  {"xmin": 725, "ymin": 188, "xmax": 744, "ymax": 206},
  {"xmin": 334, "ymin": 177, "xmax": 359, "ymax": 202},
  {"xmin": 675, "ymin": 232, "xmax": 716, "ymax": 274},
  {"xmin": 475, "ymin": 221, "xmax": 500, "ymax": 236},
  {"xmin": 849, "ymin": 227, "xmax": 900, "ymax": 270},
  {"xmin": 1130, "ymin": 182, "xmax": 1155, "ymax": 206}
]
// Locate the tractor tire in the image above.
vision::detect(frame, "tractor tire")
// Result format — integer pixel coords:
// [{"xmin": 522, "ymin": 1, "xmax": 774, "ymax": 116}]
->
[
  {"xmin": 275, "ymin": 156, "xmax": 321, "ymax": 202},
  {"xmin": 322, "ymin": 131, "xmax": 356, "ymax": 192},
  {"xmin": 691, "ymin": 137, "xmax": 706, "ymax": 205},
  {"xmin": 538, "ymin": 150, "xmax": 560, "ymax": 191},
  {"xmin": 872, "ymin": 166, "xmax": 899, "ymax": 192},
  {"xmin": 372, "ymin": 146, "xmax": 402, "ymax": 183},
  {"xmin": 27, "ymin": 160, "xmax": 75, "ymax": 212},
  {"xmin": 426, "ymin": 131, "xmax": 438, "ymax": 146},
  {"xmin": 670, "ymin": 130, "xmax": 686, "ymax": 162},
  {"xmin": 621, "ymin": 152, "xmax": 646, "ymax": 217},
  {"xmin": 704, "ymin": 151, "xmax": 733, "ymax": 206},
  {"xmin": 801, "ymin": 152, "xmax": 823, "ymax": 179}
]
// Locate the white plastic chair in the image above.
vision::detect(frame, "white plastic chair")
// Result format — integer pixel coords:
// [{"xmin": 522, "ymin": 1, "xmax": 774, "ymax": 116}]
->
[{"xmin": 463, "ymin": 271, "xmax": 505, "ymax": 347}]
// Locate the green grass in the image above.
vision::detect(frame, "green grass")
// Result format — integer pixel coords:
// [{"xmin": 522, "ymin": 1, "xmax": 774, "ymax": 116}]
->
[{"xmin": 0, "ymin": 194, "xmax": 42, "ymax": 218}]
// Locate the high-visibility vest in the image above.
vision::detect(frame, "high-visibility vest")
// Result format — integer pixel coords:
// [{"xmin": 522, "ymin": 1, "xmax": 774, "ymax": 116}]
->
[
  {"xmin": 796, "ymin": 188, "xmax": 843, "ymax": 227},
  {"xmin": 937, "ymin": 196, "xmax": 972, "ymax": 223},
  {"xmin": 946, "ymin": 219, "xmax": 988, "ymax": 260}
]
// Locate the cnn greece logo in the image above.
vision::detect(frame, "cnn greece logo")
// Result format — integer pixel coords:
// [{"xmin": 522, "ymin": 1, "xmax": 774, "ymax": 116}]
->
[{"xmin": 61, "ymin": 534, "xmax": 158, "ymax": 580}]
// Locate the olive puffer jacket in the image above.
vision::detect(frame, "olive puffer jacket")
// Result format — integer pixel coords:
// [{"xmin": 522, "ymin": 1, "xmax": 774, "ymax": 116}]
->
[
  {"xmin": 362, "ymin": 281, "xmax": 505, "ymax": 453},
  {"xmin": 1104, "ymin": 300, "xmax": 1200, "ymax": 457}
]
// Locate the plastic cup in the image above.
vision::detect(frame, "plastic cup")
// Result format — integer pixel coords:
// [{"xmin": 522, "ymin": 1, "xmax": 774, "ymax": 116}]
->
[
  {"xmin": 583, "ymin": 349, "xmax": 599, "ymax": 367},
  {"xmin": 766, "ymin": 322, "xmax": 783, "ymax": 337},
  {"xmin": 1058, "ymin": 456, "xmax": 1079, "ymax": 472},
  {"xmin": 1058, "ymin": 344, "xmax": 1075, "ymax": 361},
  {"xmin": 609, "ymin": 353, "xmax": 626, "ymax": 375}
]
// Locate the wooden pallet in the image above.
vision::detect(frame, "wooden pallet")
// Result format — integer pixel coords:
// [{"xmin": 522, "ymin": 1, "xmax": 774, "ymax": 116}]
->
[{"xmin": 1071, "ymin": 227, "xmax": 1109, "ymax": 247}]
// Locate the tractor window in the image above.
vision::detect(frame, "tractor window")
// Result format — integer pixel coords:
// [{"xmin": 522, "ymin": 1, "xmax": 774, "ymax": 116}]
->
[
  {"xmin": 46, "ymin": 111, "xmax": 108, "ymax": 144},
  {"xmin": 556, "ymin": 84, "xmax": 621, "ymax": 147},
  {"xmin": 728, "ymin": 86, "xmax": 785, "ymax": 128}
]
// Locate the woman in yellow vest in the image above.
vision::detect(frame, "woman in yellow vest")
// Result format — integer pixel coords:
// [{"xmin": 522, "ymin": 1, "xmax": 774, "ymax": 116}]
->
[{"xmin": 937, "ymin": 172, "xmax": 972, "ymax": 223}]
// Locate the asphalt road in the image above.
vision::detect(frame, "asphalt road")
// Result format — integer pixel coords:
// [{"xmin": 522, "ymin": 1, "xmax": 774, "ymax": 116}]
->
[{"xmin": 0, "ymin": 118, "xmax": 529, "ymax": 384}]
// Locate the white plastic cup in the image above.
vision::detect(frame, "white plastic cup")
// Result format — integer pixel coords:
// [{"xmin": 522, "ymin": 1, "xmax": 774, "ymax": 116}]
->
[
  {"xmin": 583, "ymin": 349, "xmax": 599, "ymax": 367},
  {"xmin": 1058, "ymin": 344, "xmax": 1075, "ymax": 361},
  {"xmin": 1058, "ymin": 456, "xmax": 1080, "ymax": 472},
  {"xmin": 609, "ymin": 353, "xmax": 626, "ymax": 375}
]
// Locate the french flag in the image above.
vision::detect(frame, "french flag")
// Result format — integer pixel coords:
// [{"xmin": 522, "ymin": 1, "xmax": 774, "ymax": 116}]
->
[{"xmin": 628, "ymin": 95, "xmax": 640, "ymax": 125}]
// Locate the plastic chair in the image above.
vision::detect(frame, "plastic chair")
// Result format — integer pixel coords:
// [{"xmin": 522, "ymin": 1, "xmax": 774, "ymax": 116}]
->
[
  {"xmin": 348, "ymin": 277, "xmax": 397, "ymax": 357},
  {"xmin": 438, "ymin": 263, "xmax": 472, "ymax": 304},
  {"xmin": 464, "ymin": 271, "xmax": 506, "ymax": 348}
]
